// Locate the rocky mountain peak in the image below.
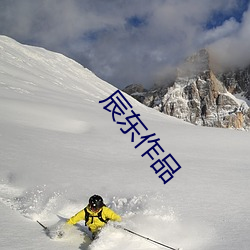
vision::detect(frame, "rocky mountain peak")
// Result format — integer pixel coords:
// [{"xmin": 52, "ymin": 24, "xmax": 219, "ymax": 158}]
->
[
  {"xmin": 177, "ymin": 49, "xmax": 210, "ymax": 78},
  {"xmin": 123, "ymin": 49, "xmax": 250, "ymax": 130}
]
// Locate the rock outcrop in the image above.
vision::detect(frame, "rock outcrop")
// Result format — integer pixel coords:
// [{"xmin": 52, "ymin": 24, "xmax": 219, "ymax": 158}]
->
[{"xmin": 123, "ymin": 49, "xmax": 250, "ymax": 130}]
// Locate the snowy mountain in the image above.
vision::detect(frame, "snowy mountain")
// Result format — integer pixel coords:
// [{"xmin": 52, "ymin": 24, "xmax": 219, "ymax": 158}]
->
[
  {"xmin": 217, "ymin": 65, "xmax": 250, "ymax": 100},
  {"xmin": 124, "ymin": 49, "xmax": 250, "ymax": 130},
  {"xmin": 0, "ymin": 36, "xmax": 250, "ymax": 250}
]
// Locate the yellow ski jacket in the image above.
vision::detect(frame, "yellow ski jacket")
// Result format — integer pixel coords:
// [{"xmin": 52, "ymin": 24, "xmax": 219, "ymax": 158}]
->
[{"xmin": 67, "ymin": 206, "xmax": 121, "ymax": 233}]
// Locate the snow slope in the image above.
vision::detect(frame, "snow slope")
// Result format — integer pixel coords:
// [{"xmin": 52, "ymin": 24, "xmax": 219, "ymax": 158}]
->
[{"xmin": 0, "ymin": 35, "xmax": 250, "ymax": 250}]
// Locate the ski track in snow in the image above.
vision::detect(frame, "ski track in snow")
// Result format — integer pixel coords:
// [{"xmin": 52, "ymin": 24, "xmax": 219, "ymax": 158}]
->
[{"xmin": 0, "ymin": 99, "xmax": 91, "ymax": 134}]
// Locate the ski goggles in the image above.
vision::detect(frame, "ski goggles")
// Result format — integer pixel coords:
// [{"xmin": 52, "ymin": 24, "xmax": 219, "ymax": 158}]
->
[{"xmin": 89, "ymin": 205, "xmax": 101, "ymax": 212}]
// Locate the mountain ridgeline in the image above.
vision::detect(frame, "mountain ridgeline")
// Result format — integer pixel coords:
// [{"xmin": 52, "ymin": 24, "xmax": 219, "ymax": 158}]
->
[{"xmin": 123, "ymin": 49, "xmax": 250, "ymax": 130}]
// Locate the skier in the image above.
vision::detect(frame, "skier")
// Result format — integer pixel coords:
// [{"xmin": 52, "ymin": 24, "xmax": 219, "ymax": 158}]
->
[{"xmin": 66, "ymin": 194, "xmax": 121, "ymax": 239}]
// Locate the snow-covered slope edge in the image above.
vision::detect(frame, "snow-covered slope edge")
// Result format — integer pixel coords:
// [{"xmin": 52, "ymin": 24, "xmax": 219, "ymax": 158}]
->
[{"xmin": 0, "ymin": 36, "xmax": 249, "ymax": 250}]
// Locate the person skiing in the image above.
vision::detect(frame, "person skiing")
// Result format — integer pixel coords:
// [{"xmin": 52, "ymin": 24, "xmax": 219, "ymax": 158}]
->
[{"xmin": 66, "ymin": 194, "xmax": 121, "ymax": 239}]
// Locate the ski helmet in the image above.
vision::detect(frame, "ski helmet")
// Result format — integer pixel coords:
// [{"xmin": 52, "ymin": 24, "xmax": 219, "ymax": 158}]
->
[{"xmin": 89, "ymin": 195, "xmax": 104, "ymax": 210}]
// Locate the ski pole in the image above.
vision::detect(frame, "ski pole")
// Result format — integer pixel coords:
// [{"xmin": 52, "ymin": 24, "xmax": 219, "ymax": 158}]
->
[
  {"xmin": 122, "ymin": 227, "xmax": 180, "ymax": 250},
  {"xmin": 37, "ymin": 220, "xmax": 48, "ymax": 231}
]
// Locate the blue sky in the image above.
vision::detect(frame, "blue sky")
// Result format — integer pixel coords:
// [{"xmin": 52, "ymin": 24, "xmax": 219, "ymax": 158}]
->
[
  {"xmin": 0, "ymin": 0, "xmax": 249, "ymax": 88},
  {"xmin": 205, "ymin": 0, "xmax": 249, "ymax": 28}
]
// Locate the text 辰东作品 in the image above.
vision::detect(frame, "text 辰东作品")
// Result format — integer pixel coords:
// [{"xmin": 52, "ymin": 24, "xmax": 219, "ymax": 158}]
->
[{"xmin": 99, "ymin": 90, "xmax": 182, "ymax": 185}]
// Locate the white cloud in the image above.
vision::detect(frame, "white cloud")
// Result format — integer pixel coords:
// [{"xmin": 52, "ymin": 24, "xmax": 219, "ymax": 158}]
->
[
  {"xmin": 209, "ymin": 5, "xmax": 250, "ymax": 68},
  {"xmin": 200, "ymin": 17, "xmax": 240, "ymax": 45},
  {"xmin": 0, "ymin": 0, "xmax": 249, "ymax": 88}
]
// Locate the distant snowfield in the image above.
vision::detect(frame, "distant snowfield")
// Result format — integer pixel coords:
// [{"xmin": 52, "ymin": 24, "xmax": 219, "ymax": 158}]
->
[{"xmin": 0, "ymin": 36, "xmax": 249, "ymax": 250}]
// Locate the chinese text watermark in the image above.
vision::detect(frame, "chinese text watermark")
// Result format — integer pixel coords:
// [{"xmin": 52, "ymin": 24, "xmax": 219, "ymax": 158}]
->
[{"xmin": 99, "ymin": 90, "xmax": 182, "ymax": 185}]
